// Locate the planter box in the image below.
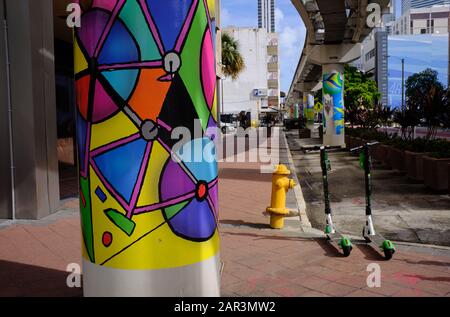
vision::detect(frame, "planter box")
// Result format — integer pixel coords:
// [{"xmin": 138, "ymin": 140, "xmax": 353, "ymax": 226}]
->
[
  {"xmin": 388, "ymin": 147, "xmax": 405, "ymax": 172},
  {"xmin": 404, "ymin": 151, "xmax": 430, "ymax": 182},
  {"xmin": 351, "ymin": 137, "xmax": 365, "ymax": 149},
  {"xmin": 372, "ymin": 144, "xmax": 388, "ymax": 164},
  {"xmin": 298, "ymin": 128, "xmax": 311, "ymax": 139},
  {"xmin": 423, "ymin": 156, "xmax": 450, "ymax": 192},
  {"xmin": 378, "ymin": 145, "xmax": 393, "ymax": 168}
]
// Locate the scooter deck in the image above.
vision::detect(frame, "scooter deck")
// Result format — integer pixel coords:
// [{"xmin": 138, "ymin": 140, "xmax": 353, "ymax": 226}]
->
[
  {"xmin": 326, "ymin": 231, "xmax": 353, "ymax": 257},
  {"xmin": 363, "ymin": 227, "xmax": 396, "ymax": 260}
]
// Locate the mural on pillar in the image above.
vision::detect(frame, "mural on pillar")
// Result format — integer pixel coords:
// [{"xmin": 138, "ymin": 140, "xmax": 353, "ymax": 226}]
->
[
  {"xmin": 304, "ymin": 95, "xmax": 314, "ymax": 123},
  {"xmin": 323, "ymin": 72, "xmax": 344, "ymax": 135},
  {"xmin": 74, "ymin": 0, "xmax": 219, "ymax": 270}
]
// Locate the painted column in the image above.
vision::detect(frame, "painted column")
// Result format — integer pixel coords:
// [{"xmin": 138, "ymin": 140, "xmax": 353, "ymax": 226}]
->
[
  {"xmin": 293, "ymin": 103, "xmax": 299, "ymax": 120},
  {"xmin": 74, "ymin": 0, "xmax": 220, "ymax": 296},
  {"xmin": 304, "ymin": 93, "xmax": 315, "ymax": 131},
  {"xmin": 322, "ymin": 64, "xmax": 345, "ymax": 147}
]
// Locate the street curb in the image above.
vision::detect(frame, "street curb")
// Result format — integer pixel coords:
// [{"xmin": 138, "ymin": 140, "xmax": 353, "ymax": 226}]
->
[{"xmin": 281, "ymin": 131, "xmax": 312, "ymax": 228}]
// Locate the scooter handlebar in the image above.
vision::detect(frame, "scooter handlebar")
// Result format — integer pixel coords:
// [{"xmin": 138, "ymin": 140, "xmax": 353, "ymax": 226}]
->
[
  {"xmin": 350, "ymin": 145, "xmax": 363, "ymax": 153},
  {"xmin": 350, "ymin": 141, "xmax": 380, "ymax": 153}
]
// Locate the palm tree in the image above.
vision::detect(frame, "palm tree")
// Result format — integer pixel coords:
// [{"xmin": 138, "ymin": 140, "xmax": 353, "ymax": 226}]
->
[{"xmin": 221, "ymin": 32, "xmax": 245, "ymax": 80}]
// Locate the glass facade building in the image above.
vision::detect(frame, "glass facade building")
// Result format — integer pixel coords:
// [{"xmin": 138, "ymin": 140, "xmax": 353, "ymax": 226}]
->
[{"xmin": 387, "ymin": 34, "xmax": 449, "ymax": 108}]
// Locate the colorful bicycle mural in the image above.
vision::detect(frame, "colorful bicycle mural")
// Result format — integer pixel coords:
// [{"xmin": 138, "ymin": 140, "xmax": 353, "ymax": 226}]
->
[{"xmin": 75, "ymin": 0, "xmax": 219, "ymax": 270}]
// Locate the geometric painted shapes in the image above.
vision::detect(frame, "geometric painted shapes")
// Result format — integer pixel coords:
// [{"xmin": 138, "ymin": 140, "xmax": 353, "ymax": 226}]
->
[
  {"xmin": 179, "ymin": 1, "xmax": 210, "ymax": 130},
  {"xmin": 95, "ymin": 186, "xmax": 108, "ymax": 203},
  {"xmin": 102, "ymin": 69, "xmax": 139, "ymax": 101},
  {"xmin": 140, "ymin": 120, "xmax": 159, "ymax": 141},
  {"xmin": 163, "ymin": 200, "xmax": 189, "ymax": 220},
  {"xmin": 167, "ymin": 198, "xmax": 216, "ymax": 241},
  {"xmin": 92, "ymin": 80, "xmax": 119, "ymax": 123},
  {"xmin": 75, "ymin": 75, "xmax": 91, "ymax": 120},
  {"xmin": 93, "ymin": 138, "xmax": 148, "ymax": 203},
  {"xmin": 205, "ymin": 115, "xmax": 219, "ymax": 141},
  {"xmin": 119, "ymin": 0, "xmax": 161, "ymax": 61},
  {"xmin": 158, "ymin": 74, "xmax": 199, "ymax": 146},
  {"xmin": 201, "ymin": 28, "xmax": 215, "ymax": 109},
  {"xmin": 76, "ymin": 111, "xmax": 89, "ymax": 176},
  {"xmin": 98, "ymin": 19, "xmax": 139, "ymax": 66},
  {"xmin": 144, "ymin": 0, "xmax": 193, "ymax": 51},
  {"xmin": 208, "ymin": 182, "xmax": 219, "ymax": 218},
  {"xmin": 137, "ymin": 141, "xmax": 170, "ymax": 207},
  {"xmin": 89, "ymin": 111, "xmax": 139, "ymax": 150},
  {"xmin": 104, "ymin": 209, "xmax": 136, "ymax": 236},
  {"xmin": 76, "ymin": 10, "xmax": 110, "ymax": 57},
  {"xmin": 80, "ymin": 177, "xmax": 95, "ymax": 262},
  {"xmin": 160, "ymin": 159, "xmax": 196, "ymax": 202},
  {"xmin": 74, "ymin": 37, "xmax": 88, "ymax": 74},
  {"xmin": 128, "ymin": 68, "xmax": 170, "ymax": 121},
  {"xmin": 163, "ymin": 52, "xmax": 182, "ymax": 74},
  {"xmin": 102, "ymin": 231, "xmax": 113, "ymax": 247},
  {"xmin": 175, "ymin": 137, "xmax": 218, "ymax": 183}
]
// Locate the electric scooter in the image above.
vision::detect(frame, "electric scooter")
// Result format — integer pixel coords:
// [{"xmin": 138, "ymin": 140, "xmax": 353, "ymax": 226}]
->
[
  {"xmin": 320, "ymin": 146, "xmax": 353, "ymax": 257},
  {"xmin": 351, "ymin": 142, "xmax": 396, "ymax": 260}
]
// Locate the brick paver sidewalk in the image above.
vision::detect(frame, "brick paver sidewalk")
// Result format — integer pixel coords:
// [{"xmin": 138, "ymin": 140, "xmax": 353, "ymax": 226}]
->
[{"xmin": 0, "ymin": 133, "xmax": 449, "ymax": 297}]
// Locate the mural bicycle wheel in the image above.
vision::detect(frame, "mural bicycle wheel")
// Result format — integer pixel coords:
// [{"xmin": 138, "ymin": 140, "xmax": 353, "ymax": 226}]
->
[{"xmin": 75, "ymin": 0, "xmax": 219, "ymax": 270}]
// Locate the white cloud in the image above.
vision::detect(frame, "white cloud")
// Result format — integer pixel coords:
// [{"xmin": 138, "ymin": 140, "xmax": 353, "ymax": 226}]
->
[{"xmin": 275, "ymin": 7, "xmax": 285, "ymax": 27}]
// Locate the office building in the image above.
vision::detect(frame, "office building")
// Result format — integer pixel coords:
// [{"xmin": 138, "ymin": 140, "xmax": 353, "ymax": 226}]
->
[{"xmin": 258, "ymin": 0, "xmax": 276, "ymax": 33}]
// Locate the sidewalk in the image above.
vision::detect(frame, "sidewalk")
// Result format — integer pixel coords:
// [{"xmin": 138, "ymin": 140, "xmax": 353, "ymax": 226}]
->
[{"xmin": 0, "ymin": 129, "xmax": 449, "ymax": 297}]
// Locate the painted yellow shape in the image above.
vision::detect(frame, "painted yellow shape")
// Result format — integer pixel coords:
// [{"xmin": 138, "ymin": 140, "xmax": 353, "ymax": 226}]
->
[
  {"xmin": 88, "ymin": 166, "xmax": 167, "ymax": 266},
  {"xmin": 74, "ymin": 38, "xmax": 88, "ymax": 75},
  {"xmin": 211, "ymin": 92, "xmax": 218, "ymax": 122},
  {"xmin": 136, "ymin": 141, "xmax": 170, "ymax": 207},
  {"xmin": 104, "ymin": 226, "xmax": 220, "ymax": 270},
  {"xmin": 90, "ymin": 111, "xmax": 139, "ymax": 150},
  {"xmin": 207, "ymin": 0, "xmax": 215, "ymax": 19}
]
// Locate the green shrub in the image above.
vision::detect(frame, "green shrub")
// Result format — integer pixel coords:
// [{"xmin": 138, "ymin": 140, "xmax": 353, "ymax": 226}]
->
[{"xmin": 346, "ymin": 128, "xmax": 450, "ymax": 157}]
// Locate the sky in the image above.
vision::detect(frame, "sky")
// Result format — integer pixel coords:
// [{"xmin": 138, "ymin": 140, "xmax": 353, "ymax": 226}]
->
[{"xmin": 220, "ymin": 0, "xmax": 306, "ymax": 93}]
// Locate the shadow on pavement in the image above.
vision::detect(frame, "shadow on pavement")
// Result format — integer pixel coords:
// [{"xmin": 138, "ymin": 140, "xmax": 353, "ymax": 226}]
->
[
  {"xmin": 402, "ymin": 274, "xmax": 450, "ymax": 283},
  {"xmin": 0, "ymin": 260, "xmax": 82, "ymax": 297},
  {"xmin": 220, "ymin": 219, "xmax": 270, "ymax": 229},
  {"xmin": 315, "ymin": 238, "xmax": 349, "ymax": 258},
  {"xmin": 399, "ymin": 259, "xmax": 450, "ymax": 267},
  {"xmin": 355, "ymin": 244, "xmax": 387, "ymax": 262}
]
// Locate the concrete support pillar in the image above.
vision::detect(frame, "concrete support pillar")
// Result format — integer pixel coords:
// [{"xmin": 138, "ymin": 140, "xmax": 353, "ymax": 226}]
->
[
  {"xmin": 322, "ymin": 64, "xmax": 345, "ymax": 147},
  {"xmin": 75, "ymin": 0, "xmax": 220, "ymax": 296},
  {"xmin": 304, "ymin": 92, "xmax": 315, "ymax": 131},
  {"xmin": 2, "ymin": 0, "xmax": 59, "ymax": 219},
  {"xmin": 0, "ymin": 0, "xmax": 12, "ymax": 219}
]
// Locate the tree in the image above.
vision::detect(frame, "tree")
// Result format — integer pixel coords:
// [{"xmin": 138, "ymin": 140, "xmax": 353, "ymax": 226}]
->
[
  {"xmin": 406, "ymin": 68, "xmax": 447, "ymax": 140},
  {"xmin": 221, "ymin": 33, "xmax": 245, "ymax": 80},
  {"xmin": 344, "ymin": 65, "xmax": 382, "ymax": 128}
]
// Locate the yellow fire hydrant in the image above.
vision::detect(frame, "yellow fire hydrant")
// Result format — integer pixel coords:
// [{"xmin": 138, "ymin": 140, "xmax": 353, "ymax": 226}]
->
[{"xmin": 266, "ymin": 165, "xmax": 296, "ymax": 229}]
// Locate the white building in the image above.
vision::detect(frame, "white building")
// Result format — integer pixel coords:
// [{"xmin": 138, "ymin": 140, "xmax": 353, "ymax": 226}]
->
[
  {"xmin": 222, "ymin": 27, "xmax": 280, "ymax": 124},
  {"xmin": 402, "ymin": 0, "xmax": 450, "ymax": 14},
  {"xmin": 393, "ymin": 4, "xmax": 450, "ymax": 35}
]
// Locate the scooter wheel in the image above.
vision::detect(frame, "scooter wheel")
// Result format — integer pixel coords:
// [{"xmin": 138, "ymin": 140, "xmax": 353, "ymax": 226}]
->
[
  {"xmin": 384, "ymin": 248, "xmax": 395, "ymax": 260},
  {"xmin": 342, "ymin": 245, "xmax": 352, "ymax": 257}
]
